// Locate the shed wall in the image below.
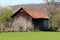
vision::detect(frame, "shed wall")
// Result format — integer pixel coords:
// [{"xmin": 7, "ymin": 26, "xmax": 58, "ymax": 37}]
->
[{"xmin": 12, "ymin": 11, "xmax": 33, "ymax": 31}]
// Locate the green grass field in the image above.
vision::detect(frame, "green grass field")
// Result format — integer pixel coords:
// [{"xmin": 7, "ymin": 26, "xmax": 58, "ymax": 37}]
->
[{"xmin": 0, "ymin": 32, "xmax": 60, "ymax": 40}]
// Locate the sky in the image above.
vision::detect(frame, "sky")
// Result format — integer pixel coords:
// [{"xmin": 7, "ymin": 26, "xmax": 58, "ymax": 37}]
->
[{"xmin": 0, "ymin": 0, "xmax": 45, "ymax": 6}]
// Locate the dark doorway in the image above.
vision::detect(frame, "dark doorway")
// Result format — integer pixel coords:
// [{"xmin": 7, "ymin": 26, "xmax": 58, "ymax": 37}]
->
[
  {"xmin": 32, "ymin": 18, "xmax": 44, "ymax": 31},
  {"xmin": 32, "ymin": 18, "xmax": 48, "ymax": 31}
]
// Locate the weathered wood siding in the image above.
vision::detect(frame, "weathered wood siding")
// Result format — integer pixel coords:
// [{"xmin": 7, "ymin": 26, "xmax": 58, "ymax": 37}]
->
[{"xmin": 12, "ymin": 11, "xmax": 33, "ymax": 31}]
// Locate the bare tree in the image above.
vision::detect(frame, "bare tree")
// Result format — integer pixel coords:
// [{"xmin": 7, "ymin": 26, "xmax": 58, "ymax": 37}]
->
[{"xmin": 44, "ymin": 0, "xmax": 60, "ymax": 31}]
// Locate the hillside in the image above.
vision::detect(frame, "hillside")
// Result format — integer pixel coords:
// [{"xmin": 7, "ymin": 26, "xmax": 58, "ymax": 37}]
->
[{"xmin": 10, "ymin": 3, "xmax": 60, "ymax": 15}]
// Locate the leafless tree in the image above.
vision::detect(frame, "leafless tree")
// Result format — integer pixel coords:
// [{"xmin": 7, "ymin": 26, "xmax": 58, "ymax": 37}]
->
[{"xmin": 44, "ymin": 0, "xmax": 60, "ymax": 31}]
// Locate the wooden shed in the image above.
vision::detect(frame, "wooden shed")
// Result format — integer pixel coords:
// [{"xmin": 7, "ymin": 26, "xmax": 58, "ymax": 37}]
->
[{"xmin": 11, "ymin": 7, "xmax": 49, "ymax": 31}]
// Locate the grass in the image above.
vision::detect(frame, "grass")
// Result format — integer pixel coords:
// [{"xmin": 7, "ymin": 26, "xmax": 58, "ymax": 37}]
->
[{"xmin": 0, "ymin": 32, "xmax": 60, "ymax": 40}]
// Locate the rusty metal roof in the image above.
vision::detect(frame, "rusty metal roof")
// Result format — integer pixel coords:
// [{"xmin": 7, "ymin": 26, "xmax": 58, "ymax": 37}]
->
[
  {"xmin": 11, "ymin": 7, "xmax": 49, "ymax": 19},
  {"xmin": 24, "ymin": 8, "xmax": 49, "ymax": 18}
]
